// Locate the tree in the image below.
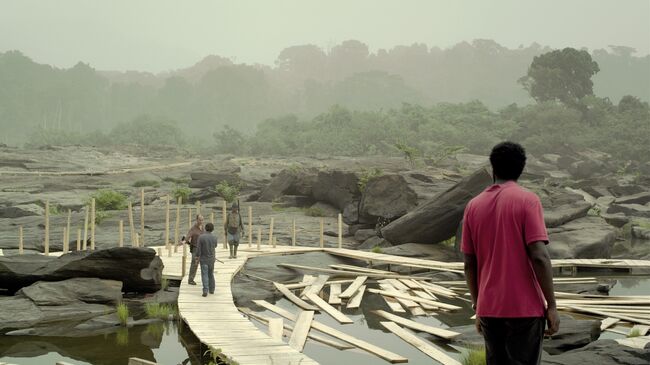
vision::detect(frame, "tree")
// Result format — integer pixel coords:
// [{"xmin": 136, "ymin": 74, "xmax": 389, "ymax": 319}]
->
[{"xmin": 519, "ymin": 48, "xmax": 600, "ymax": 107}]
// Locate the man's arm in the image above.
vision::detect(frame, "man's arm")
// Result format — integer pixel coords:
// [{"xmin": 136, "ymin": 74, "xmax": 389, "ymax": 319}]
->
[
  {"xmin": 195, "ymin": 237, "xmax": 202, "ymax": 260},
  {"xmin": 464, "ymin": 253, "xmax": 479, "ymax": 309},
  {"xmin": 526, "ymin": 241, "xmax": 560, "ymax": 335}
]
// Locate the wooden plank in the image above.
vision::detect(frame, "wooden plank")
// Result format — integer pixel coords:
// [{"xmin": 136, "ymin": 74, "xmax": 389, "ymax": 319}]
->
[
  {"xmin": 128, "ymin": 359, "xmax": 158, "ymax": 365},
  {"xmin": 273, "ymin": 282, "xmax": 318, "ymax": 311},
  {"xmin": 600, "ymin": 317, "xmax": 620, "ymax": 331},
  {"xmin": 382, "ymin": 294, "xmax": 406, "ymax": 312},
  {"xmin": 631, "ymin": 324, "xmax": 650, "ymax": 336},
  {"xmin": 379, "ymin": 283, "xmax": 420, "ymax": 308},
  {"xmin": 287, "ymin": 278, "xmax": 354, "ymax": 290},
  {"xmin": 368, "ymin": 289, "xmax": 462, "ymax": 310},
  {"xmin": 567, "ymin": 305, "xmax": 650, "ymax": 325},
  {"xmin": 305, "ymin": 293, "xmax": 354, "ymax": 324},
  {"xmin": 330, "ymin": 264, "xmax": 393, "ymax": 274},
  {"xmin": 339, "ymin": 276, "xmax": 368, "ymax": 299},
  {"xmin": 268, "ymin": 317, "xmax": 284, "ymax": 341},
  {"xmin": 409, "ymin": 306, "xmax": 427, "ymax": 316},
  {"xmin": 289, "ymin": 311, "xmax": 315, "ymax": 352},
  {"xmin": 381, "ymin": 321, "xmax": 461, "ymax": 365},
  {"xmin": 329, "ymin": 283, "xmax": 342, "ymax": 305},
  {"xmin": 615, "ymin": 335, "xmax": 650, "ymax": 349},
  {"xmin": 301, "ymin": 274, "xmax": 329, "ymax": 298},
  {"xmin": 347, "ymin": 285, "xmax": 366, "ymax": 309},
  {"xmin": 374, "ymin": 310, "xmax": 461, "ymax": 340},
  {"xmin": 280, "ymin": 263, "xmax": 429, "ymax": 280},
  {"xmin": 253, "ymin": 300, "xmax": 408, "ymax": 363}
]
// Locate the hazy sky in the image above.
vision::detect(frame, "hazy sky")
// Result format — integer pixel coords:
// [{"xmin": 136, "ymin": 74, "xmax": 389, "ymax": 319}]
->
[{"xmin": 1, "ymin": 0, "xmax": 648, "ymax": 73}]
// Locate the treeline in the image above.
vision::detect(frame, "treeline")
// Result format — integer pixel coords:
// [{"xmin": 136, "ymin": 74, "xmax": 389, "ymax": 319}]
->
[{"xmin": 1, "ymin": 40, "xmax": 649, "ymax": 144}]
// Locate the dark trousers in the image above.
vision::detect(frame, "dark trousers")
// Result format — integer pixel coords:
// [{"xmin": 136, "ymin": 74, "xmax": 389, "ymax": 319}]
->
[
  {"xmin": 188, "ymin": 245, "xmax": 198, "ymax": 283},
  {"xmin": 200, "ymin": 260, "xmax": 215, "ymax": 294},
  {"xmin": 480, "ymin": 317, "xmax": 545, "ymax": 365}
]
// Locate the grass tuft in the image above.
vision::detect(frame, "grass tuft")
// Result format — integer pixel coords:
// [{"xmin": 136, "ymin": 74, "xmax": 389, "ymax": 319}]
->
[
  {"xmin": 462, "ymin": 346, "xmax": 487, "ymax": 365},
  {"xmin": 145, "ymin": 302, "xmax": 177, "ymax": 320},
  {"xmin": 133, "ymin": 179, "xmax": 161, "ymax": 188},
  {"xmin": 371, "ymin": 245, "xmax": 383, "ymax": 254},
  {"xmin": 116, "ymin": 302, "xmax": 129, "ymax": 326}
]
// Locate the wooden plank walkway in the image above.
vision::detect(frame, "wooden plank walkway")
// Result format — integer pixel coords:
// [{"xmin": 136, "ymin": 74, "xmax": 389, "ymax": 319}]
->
[{"xmin": 156, "ymin": 245, "xmax": 321, "ymax": 365}]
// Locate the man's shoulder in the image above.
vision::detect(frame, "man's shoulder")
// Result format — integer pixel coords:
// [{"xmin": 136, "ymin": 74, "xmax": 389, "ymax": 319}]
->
[{"xmin": 509, "ymin": 184, "xmax": 542, "ymax": 204}]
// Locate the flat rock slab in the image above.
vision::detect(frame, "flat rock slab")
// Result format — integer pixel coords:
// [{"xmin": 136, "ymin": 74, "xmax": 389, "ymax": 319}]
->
[{"xmin": 17, "ymin": 278, "xmax": 122, "ymax": 305}]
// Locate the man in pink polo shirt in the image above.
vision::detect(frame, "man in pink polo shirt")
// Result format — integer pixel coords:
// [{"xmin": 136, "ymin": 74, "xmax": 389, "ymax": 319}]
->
[{"xmin": 462, "ymin": 142, "xmax": 559, "ymax": 365}]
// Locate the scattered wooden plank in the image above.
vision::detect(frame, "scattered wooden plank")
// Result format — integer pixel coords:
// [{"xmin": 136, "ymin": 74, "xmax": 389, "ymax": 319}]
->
[
  {"xmin": 339, "ymin": 276, "xmax": 368, "ymax": 299},
  {"xmin": 253, "ymin": 300, "xmax": 408, "ymax": 363},
  {"xmin": 410, "ymin": 290, "xmax": 439, "ymax": 310},
  {"xmin": 368, "ymin": 289, "xmax": 462, "ymax": 311},
  {"xmin": 382, "ymin": 294, "xmax": 406, "ymax": 312},
  {"xmin": 615, "ymin": 335, "xmax": 650, "ymax": 349},
  {"xmin": 374, "ymin": 310, "xmax": 461, "ymax": 340},
  {"xmin": 381, "ymin": 321, "xmax": 462, "ymax": 365},
  {"xmin": 409, "ymin": 306, "xmax": 427, "ymax": 316},
  {"xmin": 286, "ymin": 278, "xmax": 354, "ymax": 290},
  {"xmin": 379, "ymin": 283, "xmax": 420, "ymax": 308},
  {"xmin": 268, "ymin": 318, "xmax": 284, "ymax": 340},
  {"xmin": 301, "ymin": 274, "xmax": 329, "ymax": 298},
  {"xmin": 289, "ymin": 311, "xmax": 315, "ymax": 352},
  {"xmin": 600, "ymin": 317, "xmax": 620, "ymax": 331},
  {"xmin": 330, "ymin": 264, "xmax": 393, "ymax": 274},
  {"xmin": 305, "ymin": 293, "xmax": 354, "ymax": 324},
  {"xmin": 329, "ymin": 283, "xmax": 342, "ymax": 305},
  {"xmin": 279, "ymin": 263, "xmax": 430, "ymax": 280},
  {"xmin": 631, "ymin": 324, "xmax": 650, "ymax": 336},
  {"xmin": 296, "ymin": 274, "xmax": 316, "ymax": 295},
  {"xmin": 567, "ymin": 305, "xmax": 650, "ymax": 326},
  {"xmin": 347, "ymin": 285, "xmax": 366, "ymax": 309},
  {"xmin": 274, "ymin": 282, "xmax": 319, "ymax": 311}
]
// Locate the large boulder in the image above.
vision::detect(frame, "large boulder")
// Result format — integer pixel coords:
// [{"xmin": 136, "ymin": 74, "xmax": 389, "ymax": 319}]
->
[
  {"xmin": 615, "ymin": 192, "xmax": 650, "ymax": 206},
  {"xmin": 544, "ymin": 201, "xmax": 593, "ymax": 228},
  {"xmin": 547, "ymin": 217, "xmax": 617, "ymax": 259},
  {"xmin": 258, "ymin": 169, "xmax": 317, "ymax": 202},
  {"xmin": 16, "ymin": 278, "xmax": 122, "ymax": 305},
  {"xmin": 381, "ymin": 167, "xmax": 491, "ymax": 245},
  {"xmin": 543, "ymin": 316, "xmax": 600, "ymax": 355},
  {"xmin": 188, "ymin": 166, "xmax": 241, "ymax": 189},
  {"xmin": 0, "ymin": 247, "xmax": 162, "ymax": 293},
  {"xmin": 0, "ymin": 203, "xmax": 44, "ymax": 218},
  {"xmin": 542, "ymin": 339, "xmax": 650, "ymax": 364},
  {"xmin": 607, "ymin": 203, "xmax": 650, "ymax": 218},
  {"xmin": 358, "ymin": 174, "xmax": 417, "ymax": 224},
  {"xmin": 312, "ymin": 170, "xmax": 361, "ymax": 211}
]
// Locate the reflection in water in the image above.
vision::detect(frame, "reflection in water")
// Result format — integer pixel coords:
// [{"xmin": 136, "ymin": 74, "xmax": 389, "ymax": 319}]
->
[{"xmin": 115, "ymin": 327, "xmax": 130, "ymax": 347}]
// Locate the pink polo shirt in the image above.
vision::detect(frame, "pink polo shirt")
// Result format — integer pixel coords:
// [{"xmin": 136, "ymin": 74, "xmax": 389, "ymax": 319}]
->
[{"xmin": 461, "ymin": 181, "xmax": 549, "ymax": 318}]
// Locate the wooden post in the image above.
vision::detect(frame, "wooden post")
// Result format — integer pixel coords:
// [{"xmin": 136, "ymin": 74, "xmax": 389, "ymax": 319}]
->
[
  {"xmin": 157, "ymin": 247, "xmax": 162, "ymax": 256},
  {"xmin": 196, "ymin": 200, "xmax": 201, "ymax": 215},
  {"xmin": 140, "ymin": 188, "xmax": 145, "ymax": 247},
  {"xmin": 44, "ymin": 200, "xmax": 50, "ymax": 256},
  {"xmin": 338, "ymin": 213, "xmax": 343, "ymax": 249},
  {"xmin": 273, "ymin": 236, "xmax": 277, "ymax": 248},
  {"xmin": 165, "ymin": 196, "xmax": 170, "ymax": 251},
  {"xmin": 18, "ymin": 225, "xmax": 23, "ymax": 255},
  {"xmin": 128, "ymin": 201, "xmax": 136, "ymax": 247},
  {"xmin": 319, "ymin": 218, "xmax": 324, "ymax": 248},
  {"xmin": 210, "ymin": 212, "xmax": 215, "ymax": 225},
  {"xmin": 268, "ymin": 218, "xmax": 274, "ymax": 247},
  {"xmin": 66, "ymin": 209, "xmax": 71, "ymax": 251},
  {"xmin": 135, "ymin": 233, "xmax": 140, "ymax": 247},
  {"xmin": 292, "ymin": 219, "xmax": 296, "ymax": 246},
  {"xmin": 222, "ymin": 200, "xmax": 227, "ymax": 249},
  {"xmin": 83, "ymin": 206, "xmax": 89, "ymax": 250},
  {"xmin": 188, "ymin": 207, "xmax": 192, "ymax": 231},
  {"xmin": 119, "ymin": 220, "xmax": 124, "ymax": 247},
  {"xmin": 174, "ymin": 197, "xmax": 181, "ymax": 254},
  {"xmin": 76, "ymin": 228, "xmax": 81, "ymax": 251},
  {"xmin": 257, "ymin": 227, "xmax": 262, "ymax": 250},
  {"xmin": 248, "ymin": 206, "xmax": 253, "ymax": 248},
  {"xmin": 90, "ymin": 198, "xmax": 96, "ymax": 250},
  {"xmin": 62, "ymin": 227, "xmax": 68, "ymax": 253}
]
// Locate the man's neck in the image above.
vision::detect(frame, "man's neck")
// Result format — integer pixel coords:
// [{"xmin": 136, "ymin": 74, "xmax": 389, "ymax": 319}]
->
[{"xmin": 495, "ymin": 178, "xmax": 516, "ymax": 185}]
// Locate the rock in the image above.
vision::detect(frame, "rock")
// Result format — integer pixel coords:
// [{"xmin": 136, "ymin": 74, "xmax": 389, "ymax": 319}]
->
[
  {"xmin": 16, "ymin": 278, "xmax": 122, "ymax": 305},
  {"xmin": 568, "ymin": 160, "xmax": 603, "ymax": 179},
  {"xmin": 542, "ymin": 339, "xmax": 650, "ymax": 364},
  {"xmin": 381, "ymin": 167, "xmax": 492, "ymax": 245},
  {"xmin": 616, "ymin": 192, "xmax": 650, "ymax": 206},
  {"xmin": 258, "ymin": 169, "xmax": 317, "ymax": 202},
  {"xmin": 188, "ymin": 167, "xmax": 241, "ymax": 189},
  {"xmin": 274, "ymin": 195, "xmax": 313, "ymax": 208},
  {"xmin": 358, "ymin": 174, "xmax": 418, "ymax": 224},
  {"xmin": 632, "ymin": 225, "xmax": 650, "ymax": 240},
  {"xmin": 342, "ymin": 202, "xmax": 360, "ymax": 224},
  {"xmin": 547, "ymin": 217, "xmax": 617, "ymax": 259},
  {"xmin": 358, "ymin": 236, "xmax": 392, "ymax": 250},
  {"xmin": 380, "ymin": 243, "xmax": 459, "ymax": 262},
  {"xmin": 354, "ymin": 229, "xmax": 377, "ymax": 242},
  {"xmin": 0, "ymin": 203, "xmax": 44, "ymax": 218},
  {"xmin": 0, "ymin": 247, "xmax": 162, "ymax": 293},
  {"xmin": 188, "ymin": 188, "xmax": 219, "ymax": 203},
  {"xmin": 308, "ymin": 202, "xmax": 339, "ymax": 217},
  {"xmin": 544, "ymin": 201, "xmax": 593, "ymax": 228},
  {"xmin": 608, "ymin": 203, "xmax": 650, "ymax": 218},
  {"xmin": 543, "ymin": 316, "xmax": 600, "ymax": 355},
  {"xmin": 608, "ymin": 185, "xmax": 645, "ymax": 198},
  {"xmin": 312, "ymin": 170, "xmax": 361, "ymax": 210},
  {"xmin": 601, "ymin": 213, "xmax": 630, "ymax": 228}
]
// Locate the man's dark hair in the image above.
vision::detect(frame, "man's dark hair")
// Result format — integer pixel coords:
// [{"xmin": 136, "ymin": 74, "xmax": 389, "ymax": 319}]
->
[
  {"xmin": 489, "ymin": 142, "xmax": 527, "ymax": 181},
  {"xmin": 205, "ymin": 223, "xmax": 214, "ymax": 232}
]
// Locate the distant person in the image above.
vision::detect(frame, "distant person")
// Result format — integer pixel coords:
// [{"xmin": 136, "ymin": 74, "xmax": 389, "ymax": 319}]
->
[
  {"xmin": 224, "ymin": 203, "xmax": 244, "ymax": 259},
  {"xmin": 462, "ymin": 141, "xmax": 559, "ymax": 365},
  {"xmin": 182, "ymin": 214, "xmax": 204, "ymax": 285},
  {"xmin": 195, "ymin": 222, "xmax": 217, "ymax": 297}
]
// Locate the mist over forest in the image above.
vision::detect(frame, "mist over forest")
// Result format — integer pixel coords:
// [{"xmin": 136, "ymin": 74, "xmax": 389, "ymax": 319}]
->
[{"xmin": 1, "ymin": 39, "xmax": 649, "ymax": 162}]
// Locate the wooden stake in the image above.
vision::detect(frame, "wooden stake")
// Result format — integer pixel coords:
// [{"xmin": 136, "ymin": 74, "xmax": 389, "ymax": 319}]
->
[
  {"xmin": 44, "ymin": 200, "xmax": 50, "ymax": 255},
  {"xmin": 66, "ymin": 209, "xmax": 71, "ymax": 251},
  {"xmin": 90, "ymin": 198, "xmax": 95, "ymax": 250},
  {"xmin": 268, "ymin": 217, "xmax": 274, "ymax": 246},
  {"xmin": 118, "ymin": 220, "xmax": 124, "ymax": 247},
  {"xmin": 248, "ymin": 206, "xmax": 253, "ymax": 248},
  {"xmin": 76, "ymin": 228, "xmax": 81, "ymax": 251},
  {"xmin": 83, "ymin": 206, "xmax": 89, "ymax": 250},
  {"xmin": 140, "ymin": 188, "xmax": 145, "ymax": 247},
  {"xmin": 174, "ymin": 196, "xmax": 181, "ymax": 254},
  {"xmin": 210, "ymin": 212, "xmax": 215, "ymax": 224},
  {"xmin": 62, "ymin": 227, "xmax": 68, "ymax": 253},
  {"xmin": 292, "ymin": 219, "xmax": 296, "ymax": 246},
  {"xmin": 18, "ymin": 225, "xmax": 23, "ymax": 255},
  {"xmin": 164, "ymin": 195, "xmax": 170, "ymax": 250},
  {"xmin": 257, "ymin": 227, "xmax": 262, "ymax": 250},
  {"xmin": 222, "ymin": 200, "xmax": 227, "ymax": 249},
  {"xmin": 196, "ymin": 200, "xmax": 201, "ymax": 215},
  {"xmin": 338, "ymin": 213, "xmax": 343, "ymax": 249},
  {"xmin": 188, "ymin": 207, "xmax": 192, "ymax": 231},
  {"xmin": 127, "ymin": 201, "xmax": 135, "ymax": 247},
  {"xmin": 319, "ymin": 218, "xmax": 324, "ymax": 248}
]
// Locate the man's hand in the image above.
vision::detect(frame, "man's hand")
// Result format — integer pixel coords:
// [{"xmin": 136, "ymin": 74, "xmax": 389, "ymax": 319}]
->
[
  {"xmin": 545, "ymin": 307, "xmax": 560, "ymax": 336},
  {"xmin": 475, "ymin": 316, "xmax": 482, "ymax": 334}
]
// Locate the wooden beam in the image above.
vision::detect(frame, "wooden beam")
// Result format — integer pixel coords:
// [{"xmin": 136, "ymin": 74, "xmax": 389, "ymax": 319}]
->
[
  {"xmin": 127, "ymin": 201, "xmax": 135, "ymax": 247},
  {"xmin": 289, "ymin": 310, "xmax": 314, "ymax": 352},
  {"xmin": 567, "ymin": 305, "xmax": 650, "ymax": 326},
  {"xmin": 279, "ymin": 263, "xmax": 431, "ymax": 280},
  {"xmin": 339, "ymin": 276, "xmax": 368, "ymax": 299},
  {"xmin": 18, "ymin": 225, "xmax": 23, "ymax": 255},
  {"xmin": 346, "ymin": 285, "xmax": 366, "ymax": 309},
  {"xmin": 600, "ymin": 317, "xmax": 620, "ymax": 331},
  {"xmin": 374, "ymin": 310, "xmax": 461, "ymax": 340},
  {"xmin": 305, "ymin": 293, "xmax": 353, "ymax": 324},
  {"xmin": 301, "ymin": 274, "xmax": 329, "ymax": 298},
  {"xmin": 368, "ymin": 289, "xmax": 462, "ymax": 311},
  {"xmin": 273, "ymin": 282, "xmax": 318, "ymax": 311},
  {"xmin": 328, "ymin": 283, "xmax": 342, "ymax": 305},
  {"xmin": 44, "ymin": 200, "xmax": 49, "ymax": 255},
  {"xmin": 381, "ymin": 321, "xmax": 461, "ymax": 365},
  {"xmin": 268, "ymin": 317, "xmax": 284, "ymax": 341}
]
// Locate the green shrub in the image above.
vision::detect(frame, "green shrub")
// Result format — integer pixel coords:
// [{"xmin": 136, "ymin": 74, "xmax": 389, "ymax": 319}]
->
[
  {"xmin": 88, "ymin": 189, "xmax": 127, "ymax": 211},
  {"xmin": 133, "ymin": 180, "xmax": 160, "ymax": 188},
  {"xmin": 145, "ymin": 303, "xmax": 177, "ymax": 320},
  {"xmin": 215, "ymin": 181, "xmax": 242, "ymax": 203},
  {"xmin": 358, "ymin": 168, "xmax": 383, "ymax": 192},
  {"xmin": 172, "ymin": 185, "xmax": 191, "ymax": 202},
  {"xmin": 116, "ymin": 302, "xmax": 129, "ymax": 326},
  {"xmin": 304, "ymin": 206, "xmax": 326, "ymax": 217},
  {"xmin": 628, "ymin": 328, "xmax": 641, "ymax": 338},
  {"xmin": 161, "ymin": 277, "xmax": 169, "ymax": 291},
  {"xmin": 162, "ymin": 176, "xmax": 190, "ymax": 184},
  {"xmin": 46, "ymin": 203, "xmax": 60, "ymax": 216},
  {"xmin": 371, "ymin": 245, "xmax": 383, "ymax": 254},
  {"xmin": 462, "ymin": 347, "xmax": 487, "ymax": 365},
  {"xmin": 95, "ymin": 211, "xmax": 111, "ymax": 225}
]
